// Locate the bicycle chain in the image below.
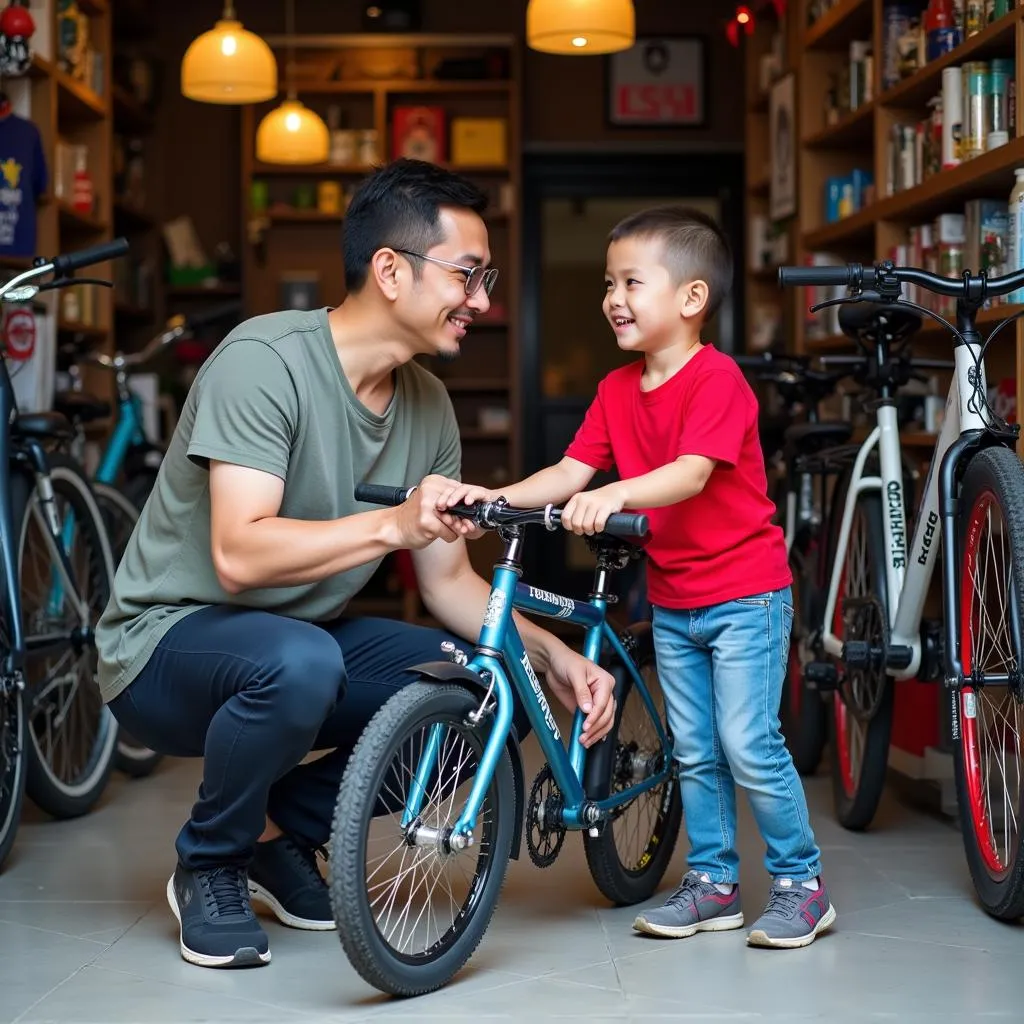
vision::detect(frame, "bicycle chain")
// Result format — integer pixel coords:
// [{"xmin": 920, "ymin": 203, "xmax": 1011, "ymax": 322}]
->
[{"xmin": 525, "ymin": 765, "xmax": 566, "ymax": 869}]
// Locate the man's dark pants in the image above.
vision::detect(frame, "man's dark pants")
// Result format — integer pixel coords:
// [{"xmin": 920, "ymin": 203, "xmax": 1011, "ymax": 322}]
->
[{"xmin": 108, "ymin": 606, "xmax": 529, "ymax": 870}]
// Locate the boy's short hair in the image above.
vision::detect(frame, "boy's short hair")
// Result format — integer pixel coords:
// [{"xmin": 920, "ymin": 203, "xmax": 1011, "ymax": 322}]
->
[{"xmin": 609, "ymin": 205, "xmax": 734, "ymax": 321}]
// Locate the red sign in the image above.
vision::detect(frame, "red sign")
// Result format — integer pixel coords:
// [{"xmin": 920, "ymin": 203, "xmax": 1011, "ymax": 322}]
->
[
  {"xmin": 608, "ymin": 38, "xmax": 705, "ymax": 127},
  {"xmin": 4, "ymin": 308, "xmax": 35, "ymax": 360}
]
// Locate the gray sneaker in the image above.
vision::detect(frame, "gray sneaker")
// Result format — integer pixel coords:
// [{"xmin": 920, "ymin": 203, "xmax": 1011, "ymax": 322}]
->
[
  {"xmin": 746, "ymin": 877, "xmax": 836, "ymax": 949},
  {"xmin": 633, "ymin": 871, "xmax": 743, "ymax": 938}
]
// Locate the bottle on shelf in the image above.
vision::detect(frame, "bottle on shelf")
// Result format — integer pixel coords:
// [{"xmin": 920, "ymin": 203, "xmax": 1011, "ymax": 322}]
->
[{"xmin": 1007, "ymin": 167, "xmax": 1024, "ymax": 304}]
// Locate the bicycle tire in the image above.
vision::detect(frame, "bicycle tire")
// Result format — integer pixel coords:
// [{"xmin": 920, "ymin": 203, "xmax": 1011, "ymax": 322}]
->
[
  {"xmin": 330, "ymin": 681, "xmax": 515, "ymax": 997},
  {"xmin": 825, "ymin": 472, "xmax": 894, "ymax": 831},
  {"xmin": 22, "ymin": 455, "xmax": 118, "ymax": 819},
  {"xmin": 953, "ymin": 446, "xmax": 1024, "ymax": 921},
  {"xmin": 91, "ymin": 483, "xmax": 164, "ymax": 780},
  {"xmin": 583, "ymin": 622, "xmax": 682, "ymax": 905},
  {"xmin": 780, "ymin": 540, "xmax": 827, "ymax": 776}
]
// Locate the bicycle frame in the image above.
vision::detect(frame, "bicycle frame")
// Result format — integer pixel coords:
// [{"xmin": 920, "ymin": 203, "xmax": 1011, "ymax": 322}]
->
[
  {"xmin": 402, "ymin": 564, "xmax": 673, "ymax": 842},
  {"xmin": 820, "ymin": 334, "xmax": 990, "ymax": 681},
  {"xmin": 94, "ymin": 390, "xmax": 146, "ymax": 486}
]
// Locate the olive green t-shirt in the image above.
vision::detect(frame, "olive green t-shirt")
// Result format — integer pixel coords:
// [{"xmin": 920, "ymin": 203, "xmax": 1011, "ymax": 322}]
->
[{"xmin": 95, "ymin": 307, "xmax": 461, "ymax": 704}]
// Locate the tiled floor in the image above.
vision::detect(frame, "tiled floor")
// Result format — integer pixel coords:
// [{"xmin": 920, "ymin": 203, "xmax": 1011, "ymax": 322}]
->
[{"xmin": 1, "ymin": 730, "xmax": 1021, "ymax": 1023}]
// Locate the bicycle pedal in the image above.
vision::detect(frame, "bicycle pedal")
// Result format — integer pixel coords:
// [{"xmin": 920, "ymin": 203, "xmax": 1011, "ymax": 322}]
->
[
  {"xmin": 886, "ymin": 645, "xmax": 913, "ymax": 670},
  {"xmin": 804, "ymin": 661, "xmax": 838, "ymax": 692},
  {"xmin": 842, "ymin": 640, "xmax": 885, "ymax": 670}
]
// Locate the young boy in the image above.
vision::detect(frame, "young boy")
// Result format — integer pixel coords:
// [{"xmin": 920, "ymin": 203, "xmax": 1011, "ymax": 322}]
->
[{"xmin": 439, "ymin": 206, "xmax": 835, "ymax": 949}]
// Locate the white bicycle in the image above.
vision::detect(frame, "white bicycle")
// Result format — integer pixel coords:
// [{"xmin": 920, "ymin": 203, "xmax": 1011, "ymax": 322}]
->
[{"xmin": 779, "ymin": 260, "xmax": 1024, "ymax": 922}]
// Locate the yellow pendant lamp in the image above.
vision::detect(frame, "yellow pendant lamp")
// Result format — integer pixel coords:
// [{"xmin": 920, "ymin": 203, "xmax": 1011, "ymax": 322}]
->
[
  {"xmin": 255, "ymin": 0, "xmax": 329, "ymax": 165},
  {"xmin": 256, "ymin": 95, "xmax": 329, "ymax": 164},
  {"xmin": 527, "ymin": 0, "xmax": 635, "ymax": 55},
  {"xmin": 181, "ymin": 2, "xmax": 277, "ymax": 104}
]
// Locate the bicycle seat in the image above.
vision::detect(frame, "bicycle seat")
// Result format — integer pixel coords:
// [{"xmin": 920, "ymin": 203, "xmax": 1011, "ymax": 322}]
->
[
  {"xmin": 13, "ymin": 411, "xmax": 75, "ymax": 442},
  {"xmin": 783, "ymin": 421, "xmax": 853, "ymax": 456},
  {"xmin": 53, "ymin": 390, "xmax": 112, "ymax": 424},
  {"xmin": 838, "ymin": 301, "xmax": 922, "ymax": 344}
]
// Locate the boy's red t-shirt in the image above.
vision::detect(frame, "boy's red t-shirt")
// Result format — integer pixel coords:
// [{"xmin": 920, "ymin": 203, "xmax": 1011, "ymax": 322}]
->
[{"xmin": 564, "ymin": 345, "xmax": 791, "ymax": 610}]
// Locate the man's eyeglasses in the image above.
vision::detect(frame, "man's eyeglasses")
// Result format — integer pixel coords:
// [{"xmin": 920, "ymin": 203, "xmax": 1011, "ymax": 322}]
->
[{"xmin": 394, "ymin": 249, "xmax": 499, "ymax": 297}]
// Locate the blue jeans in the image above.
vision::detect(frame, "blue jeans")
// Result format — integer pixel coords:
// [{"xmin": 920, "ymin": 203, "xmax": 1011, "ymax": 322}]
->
[{"xmin": 651, "ymin": 587, "xmax": 821, "ymax": 883}]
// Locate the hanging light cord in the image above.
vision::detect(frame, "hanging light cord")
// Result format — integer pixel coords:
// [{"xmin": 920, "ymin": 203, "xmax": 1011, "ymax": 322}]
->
[
  {"xmin": 285, "ymin": 0, "xmax": 297, "ymax": 101},
  {"xmin": 223, "ymin": 1, "xmax": 236, "ymax": 19}
]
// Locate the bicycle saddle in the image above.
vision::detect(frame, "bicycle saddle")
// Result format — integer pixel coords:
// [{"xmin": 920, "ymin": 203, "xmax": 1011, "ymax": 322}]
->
[
  {"xmin": 783, "ymin": 421, "xmax": 853, "ymax": 455},
  {"xmin": 53, "ymin": 390, "xmax": 112, "ymax": 424},
  {"xmin": 13, "ymin": 411, "xmax": 75, "ymax": 442},
  {"xmin": 838, "ymin": 301, "xmax": 922, "ymax": 344}
]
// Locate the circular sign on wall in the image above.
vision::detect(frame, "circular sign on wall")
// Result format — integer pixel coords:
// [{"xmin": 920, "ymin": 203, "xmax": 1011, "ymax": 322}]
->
[{"xmin": 4, "ymin": 307, "xmax": 36, "ymax": 360}]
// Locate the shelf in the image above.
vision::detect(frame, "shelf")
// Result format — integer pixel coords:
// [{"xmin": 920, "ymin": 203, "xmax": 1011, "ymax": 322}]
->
[
  {"xmin": 252, "ymin": 162, "xmax": 375, "ymax": 177},
  {"xmin": 804, "ymin": 0, "xmax": 872, "ymax": 51},
  {"xmin": 804, "ymin": 101, "xmax": 875, "ymax": 149},
  {"xmin": 805, "ymin": 135, "xmax": 1024, "ymax": 249},
  {"xmin": 57, "ymin": 201, "xmax": 107, "ymax": 233},
  {"xmin": 805, "ymin": 303, "xmax": 1024, "ymax": 350},
  {"xmin": 166, "ymin": 284, "xmax": 242, "ymax": 298},
  {"xmin": 58, "ymin": 320, "xmax": 107, "ymax": 338},
  {"xmin": 289, "ymin": 78, "xmax": 511, "ymax": 96},
  {"xmin": 266, "ymin": 209, "xmax": 344, "ymax": 224},
  {"xmin": 54, "ymin": 67, "xmax": 106, "ymax": 121},
  {"xmin": 879, "ymin": 9, "xmax": 1021, "ymax": 111}
]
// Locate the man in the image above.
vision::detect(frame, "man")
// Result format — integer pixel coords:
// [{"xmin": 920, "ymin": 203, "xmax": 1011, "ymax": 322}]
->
[{"xmin": 96, "ymin": 159, "xmax": 616, "ymax": 970}]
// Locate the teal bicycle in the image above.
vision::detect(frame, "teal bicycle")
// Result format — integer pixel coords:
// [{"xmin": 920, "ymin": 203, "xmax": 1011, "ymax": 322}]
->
[{"xmin": 330, "ymin": 485, "xmax": 682, "ymax": 997}]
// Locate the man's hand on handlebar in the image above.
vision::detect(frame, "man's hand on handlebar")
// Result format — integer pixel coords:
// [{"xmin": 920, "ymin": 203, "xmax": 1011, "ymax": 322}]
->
[{"xmin": 390, "ymin": 475, "xmax": 480, "ymax": 548}]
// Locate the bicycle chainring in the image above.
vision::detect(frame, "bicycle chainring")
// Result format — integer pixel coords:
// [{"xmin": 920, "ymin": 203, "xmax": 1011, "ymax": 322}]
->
[
  {"xmin": 525, "ymin": 765, "xmax": 566, "ymax": 868},
  {"xmin": 843, "ymin": 595, "xmax": 888, "ymax": 722}
]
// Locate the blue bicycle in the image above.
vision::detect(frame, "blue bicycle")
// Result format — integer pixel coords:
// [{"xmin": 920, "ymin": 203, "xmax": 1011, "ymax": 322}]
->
[
  {"xmin": 55, "ymin": 304, "xmax": 240, "ymax": 776},
  {"xmin": 330, "ymin": 485, "xmax": 682, "ymax": 997}
]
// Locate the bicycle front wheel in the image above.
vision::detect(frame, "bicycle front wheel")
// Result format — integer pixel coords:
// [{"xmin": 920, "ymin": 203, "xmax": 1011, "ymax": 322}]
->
[
  {"xmin": 21, "ymin": 455, "xmax": 118, "ymax": 819},
  {"xmin": 330, "ymin": 681, "xmax": 515, "ymax": 997},
  {"xmin": 954, "ymin": 446, "xmax": 1024, "ymax": 921}
]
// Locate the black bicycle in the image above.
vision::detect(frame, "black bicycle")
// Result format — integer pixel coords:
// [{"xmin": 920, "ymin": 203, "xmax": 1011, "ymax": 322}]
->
[{"xmin": 0, "ymin": 238, "xmax": 128, "ymax": 870}]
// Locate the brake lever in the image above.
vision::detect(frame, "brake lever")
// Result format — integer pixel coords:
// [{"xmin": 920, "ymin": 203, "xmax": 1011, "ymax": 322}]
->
[
  {"xmin": 37, "ymin": 276, "xmax": 114, "ymax": 292},
  {"xmin": 807, "ymin": 288, "xmax": 890, "ymax": 316}
]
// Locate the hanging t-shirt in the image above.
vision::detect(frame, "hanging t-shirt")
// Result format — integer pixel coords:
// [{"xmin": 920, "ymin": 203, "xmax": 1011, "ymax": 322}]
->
[{"xmin": 0, "ymin": 113, "xmax": 48, "ymax": 258}]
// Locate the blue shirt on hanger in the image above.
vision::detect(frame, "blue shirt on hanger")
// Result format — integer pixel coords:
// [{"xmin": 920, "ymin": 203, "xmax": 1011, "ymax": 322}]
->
[{"xmin": 0, "ymin": 113, "xmax": 48, "ymax": 258}]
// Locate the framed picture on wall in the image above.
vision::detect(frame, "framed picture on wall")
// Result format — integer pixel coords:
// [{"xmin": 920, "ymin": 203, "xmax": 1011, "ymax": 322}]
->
[
  {"xmin": 769, "ymin": 72, "xmax": 796, "ymax": 221},
  {"xmin": 606, "ymin": 37, "xmax": 707, "ymax": 128}
]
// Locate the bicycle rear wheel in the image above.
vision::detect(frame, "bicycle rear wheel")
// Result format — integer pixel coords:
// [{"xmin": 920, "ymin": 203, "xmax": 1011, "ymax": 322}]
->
[
  {"xmin": 954, "ymin": 446, "xmax": 1024, "ymax": 921},
  {"xmin": 0, "ymin": 668, "xmax": 26, "ymax": 872},
  {"xmin": 583, "ymin": 622, "xmax": 681, "ymax": 905},
  {"xmin": 92, "ymin": 483, "xmax": 163, "ymax": 779},
  {"xmin": 826, "ymin": 476, "xmax": 894, "ymax": 831},
  {"xmin": 330, "ymin": 682, "xmax": 515, "ymax": 997},
  {"xmin": 20, "ymin": 455, "xmax": 118, "ymax": 819}
]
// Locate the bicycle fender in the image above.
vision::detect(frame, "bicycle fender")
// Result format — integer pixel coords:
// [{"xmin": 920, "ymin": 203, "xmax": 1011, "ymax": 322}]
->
[{"xmin": 408, "ymin": 659, "xmax": 526, "ymax": 861}]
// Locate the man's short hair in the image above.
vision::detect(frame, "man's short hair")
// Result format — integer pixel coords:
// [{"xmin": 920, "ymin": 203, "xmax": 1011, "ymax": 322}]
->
[
  {"xmin": 342, "ymin": 159, "xmax": 489, "ymax": 293},
  {"xmin": 609, "ymin": 205, "xmax": 734, "ymax": 321}
]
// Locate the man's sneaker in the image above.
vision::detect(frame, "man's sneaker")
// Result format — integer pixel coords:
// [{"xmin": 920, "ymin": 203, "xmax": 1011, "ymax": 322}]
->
[
  {"xmin": 247, "ymin": 835, "xmax": 335, "ymax": 931},
  {"xmin": 746, "ymin": 877, "xmax": 837, "ymax": 949},
  {"xmin": 633, "ymin": 871, "xmax": 744, "ymax": 938},
  {"xmin": 166, "ymin": 864, "xmax": 270, "ymax": 968}
]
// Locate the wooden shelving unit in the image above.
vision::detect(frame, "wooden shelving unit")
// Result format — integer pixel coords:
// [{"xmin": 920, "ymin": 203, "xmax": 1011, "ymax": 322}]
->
[
  {"xmin": 239, "ymin": 33, "xmax": 522, "ymax": 592},
  {"xmin": 4, "ymin": 3, "xmax": 114, "ymax": 412},
  {"xmin": 790, "ymin": 1, "xmax": 1024, "ymax": 419}
]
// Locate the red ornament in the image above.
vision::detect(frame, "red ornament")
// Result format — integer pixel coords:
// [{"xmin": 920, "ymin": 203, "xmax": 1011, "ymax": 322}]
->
[{"xmin": 0, "ymin": 1, "xmax": 35, "ymax": 40}]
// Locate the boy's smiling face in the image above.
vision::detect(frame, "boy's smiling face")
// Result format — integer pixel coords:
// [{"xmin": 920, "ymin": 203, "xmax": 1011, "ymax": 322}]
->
[{"xmin": 602, "ymin": 235, "xmax": 707, "ymax": 354}]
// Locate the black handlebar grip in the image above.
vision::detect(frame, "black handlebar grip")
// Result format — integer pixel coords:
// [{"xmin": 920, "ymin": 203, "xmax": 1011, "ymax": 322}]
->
[
  {"xmin": 604, "ymin": 512, "xmax": 649, "ymax": 538},
  {"xmin": 52, "ymin": 237, "xmax": 129, "ymax": 276},
  {"xmin": 184, "ymin": 301, "xmax": 243, "ymax": 331},
  {"xmin": 354, "ymin": 484, "xmax": 414, "ymax": 507},
  {"xmin": 778, "ymin": 264, "xmax": 860, "ymax": 287}
]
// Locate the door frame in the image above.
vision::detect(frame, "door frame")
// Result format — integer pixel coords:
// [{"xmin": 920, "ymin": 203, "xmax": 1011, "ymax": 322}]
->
[{"xmin": 520, "ymin": 151, "xmax": 745, "ymax": 475}]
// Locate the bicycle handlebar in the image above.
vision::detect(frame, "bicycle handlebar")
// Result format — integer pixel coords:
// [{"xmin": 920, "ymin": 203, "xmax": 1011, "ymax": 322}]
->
[
  {"xmin": 778, "ymin": 260, "xmax": 1024, "ymax": 301},
  {"xmin": 52, "ymin": 237, "xmax": 129, "ymax": 277},
  {"xmin": 355, "ymin": 483, "xmax": 650, "ymax": 540},
  {"xmin": 0, "ymin": 238, "xmax": 130, "ymax": 303}
]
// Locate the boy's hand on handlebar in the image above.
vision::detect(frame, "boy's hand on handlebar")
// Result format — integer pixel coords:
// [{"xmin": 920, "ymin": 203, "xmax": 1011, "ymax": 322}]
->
[
  {"xmin": 435, "ymin": 481, "xmax": 501, "ymax": 540},
  {"xmin": 562, "ymin": 484, "xmax": 627, "ymax": 536},
  {"xmin": 544, "ymin": 642, "xmax": 616, "ymax": 747}
]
